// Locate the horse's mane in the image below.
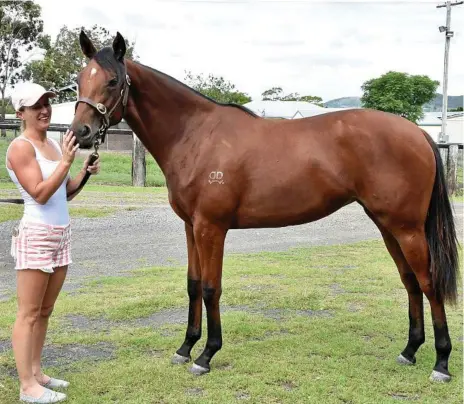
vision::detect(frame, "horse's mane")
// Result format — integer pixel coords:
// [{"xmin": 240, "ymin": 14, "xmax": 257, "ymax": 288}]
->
[{"xmin": 93, "ymin": 47, "xmax": 258, "ymax": 118}]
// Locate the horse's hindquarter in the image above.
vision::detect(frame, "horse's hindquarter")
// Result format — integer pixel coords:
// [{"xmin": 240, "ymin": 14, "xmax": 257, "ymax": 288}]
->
[
  {"xmin": 306, "ymin": 109, "xmax": 436, "ymax": 224},
  {"xmin": 335, "ymin": 110, "xmax": 436, "ymax": 222}
]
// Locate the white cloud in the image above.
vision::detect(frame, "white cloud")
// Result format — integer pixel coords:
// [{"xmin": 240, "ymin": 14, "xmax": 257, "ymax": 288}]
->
[{"xmin": 34, "ymin": 0, "xmax": 464, "ymax": 102}]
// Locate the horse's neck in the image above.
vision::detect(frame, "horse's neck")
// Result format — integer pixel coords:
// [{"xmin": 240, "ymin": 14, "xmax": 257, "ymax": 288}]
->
[{"xmin": 123, "ymin": 60, "xmax": 214, "ymax": 173}]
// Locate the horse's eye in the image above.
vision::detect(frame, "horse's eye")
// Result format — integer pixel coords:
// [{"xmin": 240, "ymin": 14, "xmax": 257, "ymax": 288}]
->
[{"xmin": 108, "ymin": 78, "xmax": 118, "ymax": 87}]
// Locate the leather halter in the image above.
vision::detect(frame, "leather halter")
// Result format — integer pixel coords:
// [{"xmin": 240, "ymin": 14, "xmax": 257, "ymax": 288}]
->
[{"xmin": 75, "ymin": 66, "xmax": 131, "ymax": 148}]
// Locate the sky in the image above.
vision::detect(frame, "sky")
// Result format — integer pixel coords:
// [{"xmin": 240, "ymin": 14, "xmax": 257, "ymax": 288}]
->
[{"xmin": 33, "ymin": 0, "xmax": 464, "ymax": 102}]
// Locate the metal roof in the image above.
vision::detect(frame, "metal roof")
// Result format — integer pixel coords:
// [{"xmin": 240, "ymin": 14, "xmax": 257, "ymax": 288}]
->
[{"xmin": 243, "ymin": 100, "xmax": 325, "ymax": 119}]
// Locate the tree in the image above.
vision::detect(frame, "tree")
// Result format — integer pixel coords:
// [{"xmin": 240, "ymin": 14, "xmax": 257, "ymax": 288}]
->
[
  {"xmin": 262, "ymin": 86, "xmax": 284, "ymax": 101},
  {"xmin": 184, "ymin": 71, "xmax": 251, "ymax": 105},
  {"xmin": 361, "ymin": 71, "xmax": 439, "ymax": 123},
  {"xmin": 298, "ymin": 95, "xmax": 324, "ymax": 106},
  {"xmin": 22, "ymin": 25, "xmax": 137, "ymax": 103},
  {"xmin": 0, "ymin": 1, "xmax": 44, "ymax": 134},
  {"xmin": 261, "ymin": 87, "xmax": 323, "ymax": 106},
  {"xmin": 3, "ymin": 97, "xmax": 14, "ymax": 114}
]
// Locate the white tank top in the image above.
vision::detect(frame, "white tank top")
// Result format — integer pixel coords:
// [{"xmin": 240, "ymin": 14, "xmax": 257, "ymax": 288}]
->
[{"xmin": 6, "ymin": 135, "xmax": 70, "ymax": 226}]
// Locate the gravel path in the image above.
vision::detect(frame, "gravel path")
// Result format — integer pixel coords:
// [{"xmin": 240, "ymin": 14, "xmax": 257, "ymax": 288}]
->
[{"xmin": 1, "ymin": 202, "xmax": 462, "ymax": 299}]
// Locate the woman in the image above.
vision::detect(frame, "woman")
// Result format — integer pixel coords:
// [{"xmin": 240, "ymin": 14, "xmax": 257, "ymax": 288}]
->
[{"xmin": 6, "ymin": 82, "xmax": 100, "ymax": 403}]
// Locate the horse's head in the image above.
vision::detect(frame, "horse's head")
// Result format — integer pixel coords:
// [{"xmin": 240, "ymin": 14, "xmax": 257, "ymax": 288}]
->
[{"xmin": 70, "ymin": 30, "xmax": 131, "ymax": 149}]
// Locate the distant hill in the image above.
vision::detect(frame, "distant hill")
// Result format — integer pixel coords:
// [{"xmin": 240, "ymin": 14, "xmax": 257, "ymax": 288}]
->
[
  {"xmin": 423, "ymin": 94, "xmax": 463, "ymax": 111},
  {"xmin": 324, "ymin": 94, "xmax": 463, "ymax": 111}
]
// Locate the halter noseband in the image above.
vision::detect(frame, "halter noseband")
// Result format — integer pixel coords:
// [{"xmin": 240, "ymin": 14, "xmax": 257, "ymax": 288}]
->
[{"xmin": 75, "ymin": 67, "xmax": 131, "ymax": 149}]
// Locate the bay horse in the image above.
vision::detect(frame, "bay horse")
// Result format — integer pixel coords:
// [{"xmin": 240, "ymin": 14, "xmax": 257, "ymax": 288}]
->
[{"xmin": 71, "ymin": 31, "xmax": 459, "ymax": 382}]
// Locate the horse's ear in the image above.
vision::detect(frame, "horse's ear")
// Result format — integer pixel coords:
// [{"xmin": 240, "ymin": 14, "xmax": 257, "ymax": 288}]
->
[
  {"xmin": 80, "ymin": 30, "xmax": 97, "ymax": 59},
  {"xmin": 113, "ymin": 32, "xmax": 126, "ymax": 62}
]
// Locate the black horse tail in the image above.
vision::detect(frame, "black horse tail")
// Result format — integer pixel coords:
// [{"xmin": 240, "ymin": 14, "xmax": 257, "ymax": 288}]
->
[{"xmin": 422, "ymin": 129, "xmax": 460, "ymax": 305}]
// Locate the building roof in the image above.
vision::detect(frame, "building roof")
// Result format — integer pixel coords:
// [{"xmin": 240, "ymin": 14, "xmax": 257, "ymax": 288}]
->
[
  {"xmin": 447, "ymin": 112, "xmax": 464, "ymax": 120},
  {"xmin": 292, "ymin": 107, "xmax": 360, "ymax": 119},
  {"xmin": 416, "ymin": 111, "xmax": 464, "ymax": 125},
  {"xmin": 243, "ymin": 100, "xmax": 325, "ymax": 119}
]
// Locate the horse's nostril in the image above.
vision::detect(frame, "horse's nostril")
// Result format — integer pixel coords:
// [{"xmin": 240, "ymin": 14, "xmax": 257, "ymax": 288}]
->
[{"xmin": 81, "ymin": 125, "xmax": 91, "ymax": 137}]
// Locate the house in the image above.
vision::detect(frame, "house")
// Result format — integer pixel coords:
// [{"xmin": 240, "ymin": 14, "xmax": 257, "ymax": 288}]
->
[
  {"xmin": 417, "ymin": 112, "xmax": 463, "ymax": 144},
  {"xmin": 445, "ymin": 113, "xmax": 464, "ymax": 144},
  {"xmin": 242, "ymin": 100, "xmax": 325, "ymax": 119}
]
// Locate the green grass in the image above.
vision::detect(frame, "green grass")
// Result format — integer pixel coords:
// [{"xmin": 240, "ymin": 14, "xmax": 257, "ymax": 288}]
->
[
  {"xmin": 0, "ymin": 184, "xmax": 169, "ymax": 223},
  {"xmin": 68, "ymin": 151, "xmax": 166, "ymax": 187},
  {"xmin": 0, "ymin": 241, "xmax": 462, "ymax": 403}
]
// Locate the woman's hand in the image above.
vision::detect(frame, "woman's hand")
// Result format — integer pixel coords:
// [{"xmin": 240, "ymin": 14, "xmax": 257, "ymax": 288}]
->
[
  {"xmin": 61, "ymin": 130, "xmax": 79, "ymax": 165},
  {"xmin": 83, "ymin": 154, "xmax": 101, "ymax": 175}
]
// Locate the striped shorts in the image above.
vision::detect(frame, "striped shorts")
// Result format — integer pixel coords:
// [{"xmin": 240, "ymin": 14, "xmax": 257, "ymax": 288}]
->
[{"xmin": 11, "ymin": 220, "xmax": 72, "ymax": 273}]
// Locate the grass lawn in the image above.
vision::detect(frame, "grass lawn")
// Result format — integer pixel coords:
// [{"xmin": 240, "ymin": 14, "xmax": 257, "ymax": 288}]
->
[{"xmin": 0, "ymin": 240, "xmax": 461, "ymax": 403}]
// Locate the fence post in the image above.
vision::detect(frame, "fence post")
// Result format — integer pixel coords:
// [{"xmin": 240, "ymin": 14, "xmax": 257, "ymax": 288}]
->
[
  {"xmin": 439, "ymin": 147, "xmax": 448, "ymax": 172},
  {"xmin": 446, "ymin": 144, "xmax": 459, "ymax": 195},
  {"xmin": 132, "ymin": 132, "xmax": 146, "ymax": 187}
]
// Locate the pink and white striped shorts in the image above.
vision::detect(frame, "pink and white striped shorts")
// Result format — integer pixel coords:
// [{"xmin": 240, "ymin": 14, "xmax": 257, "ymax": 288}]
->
[{"xmin": 11, "ymin": 220, "xmax": 72, "ymax": 273}]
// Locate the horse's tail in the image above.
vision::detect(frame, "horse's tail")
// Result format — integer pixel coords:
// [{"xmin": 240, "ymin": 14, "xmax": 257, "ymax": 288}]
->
[{"xmin": 422, "ymin": 129, "xmax": 460, "ymax": 305}]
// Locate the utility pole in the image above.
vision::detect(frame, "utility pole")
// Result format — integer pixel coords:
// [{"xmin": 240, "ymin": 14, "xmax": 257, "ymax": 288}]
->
[{"xmin": 436, "ymin": 1, "xmax": 463, "ymax": 143}]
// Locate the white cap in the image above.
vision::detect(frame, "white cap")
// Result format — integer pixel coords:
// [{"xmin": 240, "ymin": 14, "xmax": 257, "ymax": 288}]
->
[{"xmin": 11, "ymin": 82, "xmax": 56, "ymax": 112}]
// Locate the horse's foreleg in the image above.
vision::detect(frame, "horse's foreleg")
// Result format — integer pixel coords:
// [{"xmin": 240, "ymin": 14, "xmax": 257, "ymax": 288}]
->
[
  {"xmin": 189, "ymin": 218, "xmax": 227, "ymax": 375},
  {"xmin": 172, "ymin": 223, "xmax": 203, "ymax": 365}
]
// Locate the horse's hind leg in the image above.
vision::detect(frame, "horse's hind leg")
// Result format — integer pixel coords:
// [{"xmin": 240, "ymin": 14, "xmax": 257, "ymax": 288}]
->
[
  {"xmin": 172, "ymin": 223, "xmax": 203, "ymax": 365},
  {"xmin": 394, "ymin": 227, "xmax": 453, "ymax": 382},
  {"xmin": 365, "ymin": 210, "xmax": 425, "ymax": 365}
]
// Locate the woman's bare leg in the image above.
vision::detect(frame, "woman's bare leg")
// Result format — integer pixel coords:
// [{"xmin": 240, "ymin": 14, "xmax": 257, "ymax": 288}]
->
[
  {"xmin": 12, "ymin": 270, "xmax": 49, "ymax": 397},
  {"xmin": 32, "ymin": 266, "xmax": 68, "ymax": 385}
]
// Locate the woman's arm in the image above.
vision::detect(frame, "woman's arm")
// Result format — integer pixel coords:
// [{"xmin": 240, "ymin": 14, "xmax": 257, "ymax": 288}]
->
[
  {"xmin": 66, "ymin": 167, "xmax": 87, "ymax": 201},
  {"xmin": 8, "ymin": 131, "xmax": 79, "ymax": 205},
  {"xmin": 66, "ymin": 154, "xmax": 100, "ymax": 201}
]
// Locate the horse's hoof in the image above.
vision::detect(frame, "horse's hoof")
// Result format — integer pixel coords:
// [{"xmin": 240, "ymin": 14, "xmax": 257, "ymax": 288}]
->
[
  {"xmin": 171, "ymin": 353, "xmax": 190, "ymax": 365},
  {"xmin": 397, "ymin": 354, "xmax": 415, "ymax": 366},
  {"xmin": 429, "ymin": 370, "xmax": 451, "ymax": 383},
  {"xmin": 189, "ymin": 363, "xmax": 210, "ymax": 376}
]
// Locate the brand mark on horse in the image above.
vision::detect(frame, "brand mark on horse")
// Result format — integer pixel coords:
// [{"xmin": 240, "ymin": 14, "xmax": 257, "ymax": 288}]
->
[{"xmin": 209, "ymin": 171, "xmax": 224, "ymax": 184}]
